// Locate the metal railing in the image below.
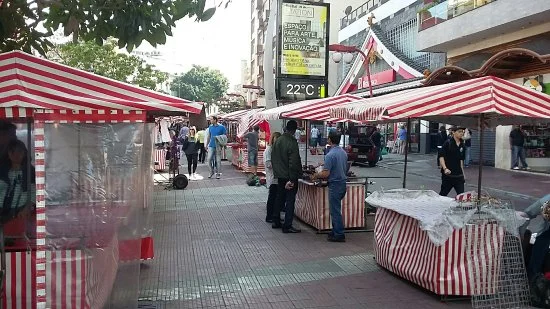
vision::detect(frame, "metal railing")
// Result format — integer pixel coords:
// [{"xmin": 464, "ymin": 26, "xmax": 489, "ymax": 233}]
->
[
  {"xmin": 340, "ymin": 0, "xmax": 380, "ymax": 29},
  {"xmin": 419, "ymin": 0, "xmax": 496, "ymax": 31}
]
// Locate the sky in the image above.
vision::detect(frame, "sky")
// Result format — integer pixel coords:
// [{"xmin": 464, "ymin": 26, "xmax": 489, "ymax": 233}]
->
[{"xmin": 133, "ymin": 0, "xmax": 251, "ymax": 88}]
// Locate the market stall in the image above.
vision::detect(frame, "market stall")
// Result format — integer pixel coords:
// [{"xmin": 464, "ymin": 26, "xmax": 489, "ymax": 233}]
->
[
  {"xmin": 0, "ymin": 50, "xmax": 202, "ymax": 308},
  {"xmin": 366, "ymin": 190, "xmax": 519, "ymax": 296},
  {"xmin": 330, "ymin": 76, "xmax": 550, "ymax": 303},
  {"xmin": 254, "ymin": 94, "xmax": 368, "ymax": 231},
  {"xmin": 221, "ymin": 108, "xmax": 269, "ymax": 174}
]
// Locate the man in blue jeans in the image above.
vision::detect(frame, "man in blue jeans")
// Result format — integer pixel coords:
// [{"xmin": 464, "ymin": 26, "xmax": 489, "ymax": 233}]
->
[
  {"xmin": 312, "ymin": 132, "xmax": 348, "ymax": 242},
  {"xmin": 206, "ymin": 116, "xmax": 226, "ymax": 179},
  {"xmin": 509, "ymin": 125, "xmax": 530, "ymax": 170}
]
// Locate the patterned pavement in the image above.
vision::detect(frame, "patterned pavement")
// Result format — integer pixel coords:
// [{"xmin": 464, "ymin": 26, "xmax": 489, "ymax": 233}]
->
[{"xmin": 139, "ymin": 162, "xmax": 472, "ymax": 309}]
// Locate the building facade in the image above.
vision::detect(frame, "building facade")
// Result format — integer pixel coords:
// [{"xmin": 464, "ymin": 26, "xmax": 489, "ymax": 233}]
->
[
  {"xmin": 334, "ymin": 0, "xmax": 447, "ymax": 154},
  {"xmin": 416, "ymin": 0, "xmax": 550, "ymax": 171}
]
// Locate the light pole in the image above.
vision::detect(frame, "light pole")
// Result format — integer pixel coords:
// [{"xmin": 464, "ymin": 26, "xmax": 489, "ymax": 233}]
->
[{"xmin": 329, "ymin": 44, "xmax": 373, "ymax": 98}]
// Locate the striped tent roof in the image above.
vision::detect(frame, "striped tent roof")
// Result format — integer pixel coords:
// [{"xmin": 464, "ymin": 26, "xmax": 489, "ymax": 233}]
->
[
  {"xmin": 254, "ymin": 94, "xmax": 361, "ymax": 122},
  {"xmin": 330, "ymin": 76, "xmax": 550, "ymax": 127},
  {"xmin": 0, "ymin": 50, "xmax": 203, "ymax": 115},
  {"xmin": 220, "ymin": 108, "xmax": 262, "ymax": 121},
  {"xmin": 237, "ymin": 108, "xmax": 266, "ymax": 138}
]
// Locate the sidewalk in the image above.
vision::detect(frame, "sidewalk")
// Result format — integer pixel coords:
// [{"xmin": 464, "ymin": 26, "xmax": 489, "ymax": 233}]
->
[
  {"xmin": 376, "ymin": 153, "xmax": 549, "ymax": 202},
  {"xmin": 139, "ymin": 162, "xmax": 471, "ymax": 309}
]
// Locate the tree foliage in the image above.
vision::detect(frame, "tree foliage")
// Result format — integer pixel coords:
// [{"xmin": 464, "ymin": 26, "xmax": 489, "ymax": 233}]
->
[
  {"xmin": 52, "ymin": 40, "xmax": 168, "ymax": 90},
  {"xmin": 219, "ymin": 98, "xmax": 245, "ymax": 114},
  {"xmin": 0, "ymin": 0, "xmax": 231, "ymax": 55},
  {"xmin": 171, "ymin": 65, "xmax": 229, "ymax": 104}
]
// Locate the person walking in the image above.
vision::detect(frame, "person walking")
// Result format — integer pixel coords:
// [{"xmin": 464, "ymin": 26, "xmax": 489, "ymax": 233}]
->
[
  {"xmin": 371, "ymin": 127, "xmax": 382, "ymax": 162},
  {"xmin": 206, "ymin": 116, "xmax": 226, "ymax": 179},
  {"xmin": 264, "ymin": 132, "xmax": 281, "ymax": 223},
  {"xmin": 510, "ymin": 125, "xmax": 530, "ymax": 170},
  {"xmin": 312, "ymin": 132, "xmax": 348, "ymax": 242},
  {"xmin": 271, "ymin": 120, "xmax": 302, "ymax": 233},
  {"xmin": 294, "ymin": 127, "xmax": 301, "ymax": 144},
  {"xmin": 243, "ymin": 125, "xmax": 260, "ymax": 176},
  {"xmin": 181, "ymin": 126, "xmax": 199, "ymax": 180},
  {"xmin": 438, "ymin": 126, "xmax": 466, "ymax": 196},
  {"xmin": 463, "ymin": 128, "xmax": 472, "ymax": 167},
  {"xmin": 310, "ymin": 125, "xmax": 319, "ymax": 149},
  {"xmin": 196, "ymin": 127, "xmax": 206, "ymax": 164}
]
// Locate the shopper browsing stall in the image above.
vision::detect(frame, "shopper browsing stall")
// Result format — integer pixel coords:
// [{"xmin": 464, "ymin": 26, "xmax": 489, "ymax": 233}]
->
[
  {"xmin": 311, "ymin": 132, "xmax": 348, "ymax": 242},
  {"xmin": 264, "ymin": 132, "xmax": 281, "ymax": 223},
  {"xmin": 243, "ymin": 125, "xmax": 260, "ymax": 176},
  {"xmin": 271, "ymin": 120, "xmax": 302, "ymax": 233},
  {"xmin": 438, "ymin": 126, "xmax": 466, "ymax": 196}
]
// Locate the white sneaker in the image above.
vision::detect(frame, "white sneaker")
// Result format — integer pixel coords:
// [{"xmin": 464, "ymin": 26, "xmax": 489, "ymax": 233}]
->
[
  {"xmin": 513, "ymin": 166, "xmax": 520, "ymax": 170},
  {"xmin": 189, "ymin": 174, "xmax": 195, "ymax": 180}
]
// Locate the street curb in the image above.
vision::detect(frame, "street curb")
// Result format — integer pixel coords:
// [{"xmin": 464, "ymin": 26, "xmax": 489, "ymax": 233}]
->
[{"xmin": 377, "ymin": 163, "xmax": 538, "ymax": 202}]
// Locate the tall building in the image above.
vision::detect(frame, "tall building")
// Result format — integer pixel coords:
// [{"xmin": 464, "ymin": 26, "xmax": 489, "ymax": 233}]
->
[
  {"xmin": 416, "ymin": 0, "xmax": 550, "ymax": 171},
  {"xmin": 334, "ymin": 0, "xmax": 447, "ymax": 154}
]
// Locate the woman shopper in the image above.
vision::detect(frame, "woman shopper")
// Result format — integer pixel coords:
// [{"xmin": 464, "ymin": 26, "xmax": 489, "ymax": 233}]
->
[
  {"xmin": 182, "ymin": 126, "xmax": 199, "ymax": 180},
  {"xmin": 264, "ymin": 132, "xmax": 281, "ymax": 223}
]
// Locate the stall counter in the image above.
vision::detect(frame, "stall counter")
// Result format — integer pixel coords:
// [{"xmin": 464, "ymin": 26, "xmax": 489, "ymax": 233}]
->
[
  {"xmin": 368, "ymin": 190, "xmax": 507, "ymax": 296},
  {"xmin": 295, "ymin": 179, "xmax": 365, "ymax": 232}
]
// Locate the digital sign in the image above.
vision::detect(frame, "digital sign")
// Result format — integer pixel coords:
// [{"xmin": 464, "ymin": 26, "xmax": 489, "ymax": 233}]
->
[
  {"xmin": 278, "ymin": 1, "xmax": 329, "ymax": 78},
  {"xmin": 277, "ymin": 79, "xmax": 326, "ymax": 101}
]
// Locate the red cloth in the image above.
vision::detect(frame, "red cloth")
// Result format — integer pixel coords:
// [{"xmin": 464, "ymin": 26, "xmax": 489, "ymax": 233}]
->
[{"xmin": 259, "ymin": 120, "xmax": 270, "ymax": 142}]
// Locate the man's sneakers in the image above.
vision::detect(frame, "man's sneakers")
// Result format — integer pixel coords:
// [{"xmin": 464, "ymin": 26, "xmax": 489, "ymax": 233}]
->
[
  {"xmin": 513, "ymin": 166, "xmax": 520, "ymax": 170},
  {"xmin": 208, "ymin": 172, "xmax": 214, "ymax": 178},
  {"xmin": 216, "ymin": 173, "xmax": 221, "ymax": 179}
]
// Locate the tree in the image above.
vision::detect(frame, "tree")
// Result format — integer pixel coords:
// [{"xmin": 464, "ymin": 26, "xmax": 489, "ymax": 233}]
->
[
  {"xmin": 171, "ymin": 65, "xmax": 229, "ymax": 105},
  {"xmin": 0, "ymin": 0, "xmax": 232, "ymax": 55},
  {"xmin": 52, "ymin": 40, "xmax": 168, "ymax": 90},
  {"xmin": 218, "ymin": 97, "xmax": 245, "ymax": 114}
]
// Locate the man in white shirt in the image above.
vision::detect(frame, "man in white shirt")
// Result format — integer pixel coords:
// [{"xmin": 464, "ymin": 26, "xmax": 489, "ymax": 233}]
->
[{"xmin": 310, "ymin": 126, "xmax": 319, "ymax": 148}]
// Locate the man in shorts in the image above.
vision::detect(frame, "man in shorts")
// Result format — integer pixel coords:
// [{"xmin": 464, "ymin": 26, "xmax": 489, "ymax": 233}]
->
[{"xmin": 244, "ymin": 125, "xmax": 260, "ymax": 175}]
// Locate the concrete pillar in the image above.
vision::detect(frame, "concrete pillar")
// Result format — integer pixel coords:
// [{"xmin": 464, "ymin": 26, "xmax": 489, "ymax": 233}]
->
[{"xmin": 495, "ymin": 125, "xmax": 512, "ymax": 169}]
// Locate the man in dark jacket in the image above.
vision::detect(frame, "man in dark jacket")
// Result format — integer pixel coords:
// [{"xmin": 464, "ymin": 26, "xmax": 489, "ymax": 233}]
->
[{"xmin": 271, "ymin": 120, "xmax": 302, "ymax": 233}]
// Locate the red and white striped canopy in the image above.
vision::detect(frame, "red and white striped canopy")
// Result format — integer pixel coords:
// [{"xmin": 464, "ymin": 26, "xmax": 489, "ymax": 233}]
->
[
  {"xmin": 254, "ymin": 94, "xmax": 361, "ymax": 122},
  {"xmin": 0, "ymin": 50, "xmax": 203, "ymax": 117},
  {"xmin": 220, "ymin": 108, "xmax": 259, "ymax": 121},
  {"xmin": 330, "ymin": 76, "xmax": 550, "ymax": 127},
  {"xmin": 237, "ymin": 108, "xmax": 266, "ymax": 138}
]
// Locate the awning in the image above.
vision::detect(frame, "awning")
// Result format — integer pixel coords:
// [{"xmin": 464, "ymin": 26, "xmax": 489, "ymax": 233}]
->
[
  {"xmin": 0, "ymin": 51, "xmax": 203, "ymax": 114},
  {"xmin": 221, "ymin": 108, "xmax": 263, "ymax": 122},
  {"xmin": 255, "ymin": 94, "xmax": 361, "ymax": 122},
  {"xmin": 237, "ymin": 109, "xmax": 267, "ymax": 138},
  {"xmin": 330, "ymin": 76, "xmax": 550, "ymax": 127}
]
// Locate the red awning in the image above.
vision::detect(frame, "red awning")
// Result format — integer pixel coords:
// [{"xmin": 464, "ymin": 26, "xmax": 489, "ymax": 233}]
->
[
  {"xmin": 255, "ymin": 94, "xmax": 362, "ymax": 122},
  {"xmin": 330, "ymin": 76, "xmax": 550, "ymax": 127},
  {"xmin": 0, "ymin": 51, "xmax": 203, "ymax": 114}
]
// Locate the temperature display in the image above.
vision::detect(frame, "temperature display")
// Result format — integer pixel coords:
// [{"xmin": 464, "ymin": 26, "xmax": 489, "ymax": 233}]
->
[{"xmin": 277, "ymin": 79, "xmax": 327, "ymax": 101}]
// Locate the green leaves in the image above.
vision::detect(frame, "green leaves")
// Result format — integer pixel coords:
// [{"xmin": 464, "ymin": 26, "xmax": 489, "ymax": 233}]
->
[
  {"xmin": 171, "ymin": 65, "xmax": 229, "ymax": 103},
  {"xmin": 0, "ymin": 0, "xmax": 223, "ymax": 55},
  {"xmin": 52, "ymin": 40, "xmax": 168, "ymax": 91}
]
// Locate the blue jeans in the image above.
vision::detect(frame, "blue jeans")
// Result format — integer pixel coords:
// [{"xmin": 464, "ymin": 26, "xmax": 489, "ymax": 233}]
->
[
  {"xmin": 464, "ymin": 146, "xmax": 471, "ymax": 166},
  {"xmin": 329, "ymin": 181, "xmax": 347, "ymax": 238},
  {"xmin": 208, "ymin": 146, "xmax": 221, "ymax": 174},
  {"xmin": 512, "ymin": 145, "xmax": 528, "ymax": 168}
]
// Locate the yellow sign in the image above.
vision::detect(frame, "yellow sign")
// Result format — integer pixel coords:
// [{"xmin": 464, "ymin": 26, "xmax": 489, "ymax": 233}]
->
[{"xmin": 280, "ymin": 2, "xmax": 328, "ymax": 77}]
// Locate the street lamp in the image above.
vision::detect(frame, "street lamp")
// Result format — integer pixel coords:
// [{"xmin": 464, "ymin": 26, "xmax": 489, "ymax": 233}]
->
[{"xmin": 329, "ymin": 44, "xmax": 373, "ymax": 98}]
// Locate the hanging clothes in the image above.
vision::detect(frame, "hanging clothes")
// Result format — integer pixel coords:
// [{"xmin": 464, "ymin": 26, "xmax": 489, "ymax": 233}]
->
[{"xmin": 159, "ymin": 119, "xmax": 171, "ymax": 143}]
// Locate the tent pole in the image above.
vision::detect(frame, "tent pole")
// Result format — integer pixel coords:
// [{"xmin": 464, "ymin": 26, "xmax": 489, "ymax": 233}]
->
[
  {"xmin": 477, "ymin": 114, "xmax": 484, "ymax": 207},
  {"xmin": 403, "ymin": 118, "xmax": 411, "ymax": 188},
  {"xmin": 305, "ymin": 120, "xmax": 308, "ymax": 167}
]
